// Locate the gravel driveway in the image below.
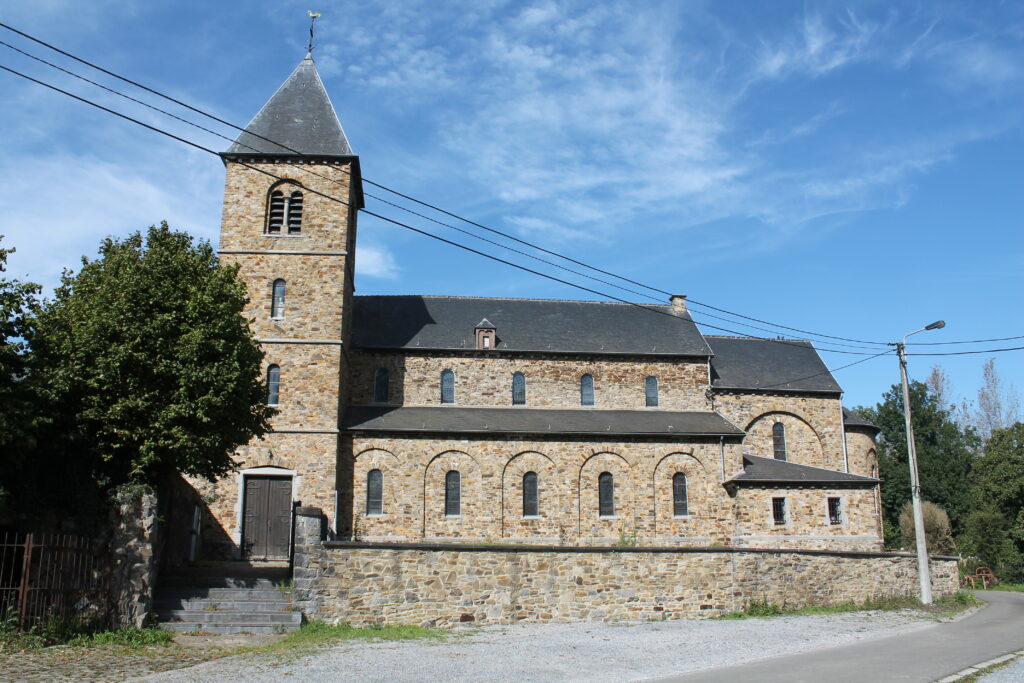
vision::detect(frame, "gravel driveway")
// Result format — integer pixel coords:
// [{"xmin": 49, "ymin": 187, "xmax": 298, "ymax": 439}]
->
[{"xmin": 136, "ymin": 609, "xmax": 951, "ymax": 682}]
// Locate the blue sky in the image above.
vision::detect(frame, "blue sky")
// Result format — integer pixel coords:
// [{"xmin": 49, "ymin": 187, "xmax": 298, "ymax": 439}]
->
[{"xmin": 0, "ymin": 0, "xmax": 1021, "ymax": 410}]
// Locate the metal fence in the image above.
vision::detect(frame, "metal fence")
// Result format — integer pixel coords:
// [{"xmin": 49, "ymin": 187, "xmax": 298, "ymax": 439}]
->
[{"xmin": 0, "ymin": 531, "xmax": 108, "ymax": 631}]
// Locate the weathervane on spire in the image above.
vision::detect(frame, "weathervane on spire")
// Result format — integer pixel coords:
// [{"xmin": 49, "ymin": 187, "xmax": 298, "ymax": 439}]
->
[{"xmin": 307, "ymin": 10, "xmax": 322, "ymax": 54}]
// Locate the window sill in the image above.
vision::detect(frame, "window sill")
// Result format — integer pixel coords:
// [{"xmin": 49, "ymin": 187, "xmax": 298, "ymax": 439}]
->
[
  {"xmin": 598, "ymin": 515, "xmax": 618, "ymax": 520},
  {"xmin": 444, "ymin": 515, "xmax": 462, "ymax": 519},
  {"xmin": 365, "ymin": 513, "xmax": 386, "ymax": 518},
  {"xmin": 263, "ymin": 234, "xmax": 305, "ymax": 238},
  {"xmin": 672, "ymin": 515, "xmax": 693, "ymax": 519},
  {"xmin": 522, "ymin": 515, "xmax": 541, "ymax": 519}
]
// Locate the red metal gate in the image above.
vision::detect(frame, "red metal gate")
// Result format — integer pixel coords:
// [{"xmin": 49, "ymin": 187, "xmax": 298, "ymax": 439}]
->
[{"xmin": 0, "ymin": 531, "xmax": 107, "ymax": 630}]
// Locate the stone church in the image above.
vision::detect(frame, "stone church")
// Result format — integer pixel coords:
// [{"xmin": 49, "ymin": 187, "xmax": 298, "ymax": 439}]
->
[{"xmin": 195, "ymin": 52, "xmax": 883, "ymax": 562}]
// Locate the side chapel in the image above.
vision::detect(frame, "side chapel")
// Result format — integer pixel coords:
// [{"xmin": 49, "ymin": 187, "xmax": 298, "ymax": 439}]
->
[{"xmin": 195, "ymin": 52, "xmax": 883, "ymax": 561}]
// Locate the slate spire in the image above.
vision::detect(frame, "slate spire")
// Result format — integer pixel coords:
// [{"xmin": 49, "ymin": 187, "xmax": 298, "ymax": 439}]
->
[{"xmin": 225, "ymin": 53, "xmax": 353, "ymax": 157}]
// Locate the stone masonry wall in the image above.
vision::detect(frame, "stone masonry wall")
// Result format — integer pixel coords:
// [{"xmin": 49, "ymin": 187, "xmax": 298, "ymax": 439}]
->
[
  {"xmin": 349, "ymin": 351, "xmax": 711, "ymax": 410},
  {"xmin": 201, "ymin": 159, "xmax": 358, "ymax": 556},
  {"xmin": 292, "ymin": 511, "xmax": 958, "ymax": 628},
  {"xmin": 345, "ymin": 434, "xmax": 741, "ymax": 545},
  {"xmin": 731, "ymin": 487, "xmax": 881, "ymax": 551},
  {"xmin": 713, "ymin": 392, "xmax": 846, "ymax": 471}
]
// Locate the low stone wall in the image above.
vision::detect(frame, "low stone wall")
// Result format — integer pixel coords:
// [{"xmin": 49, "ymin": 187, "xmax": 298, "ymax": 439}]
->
[{"xmin": 293, "ymin": 507, "xmax": 958, "ymax": 628}]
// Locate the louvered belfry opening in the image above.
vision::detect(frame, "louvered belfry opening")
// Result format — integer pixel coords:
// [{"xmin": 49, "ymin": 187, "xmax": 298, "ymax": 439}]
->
[
  {"xmin": 287, "ymin": 191, "xmax": 303, "ymax": 233},
  {"xmin": 267, "ymin": 191, "xmax": 285, "ymax": 233},
  {"xmin": 267, "ymin": 188, "xmax": 304, "ymax": 234}
]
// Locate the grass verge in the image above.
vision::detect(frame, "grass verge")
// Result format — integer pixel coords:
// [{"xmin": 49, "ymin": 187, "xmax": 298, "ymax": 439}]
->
[
  {"xmin": 716, "ymin": 591, "xmax": 980, "ymax": 620},
  {"xmin": 252, "ymin": 621, "xmax": 441, "ymax": 655},
  {"xmin": 983, "ymin": 583, "xmax": 1024, "ymax": 593}
]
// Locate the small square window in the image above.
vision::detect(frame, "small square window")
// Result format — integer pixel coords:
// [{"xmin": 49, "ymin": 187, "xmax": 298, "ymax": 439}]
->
[{"xmin": 772, "ymin": 497, "xmax": 786, "ymax": 525}]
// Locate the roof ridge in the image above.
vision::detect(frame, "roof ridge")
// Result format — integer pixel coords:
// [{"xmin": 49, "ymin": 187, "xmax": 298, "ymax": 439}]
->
[
  {"xmin": 743, "ymin": 454, "xmax": 873, "ymax": 477},
  {"xmin": 705, "ymin": 335, "xmax": 811, "ymax": 343},
  {"xmin": 354, "ymin": 294, "xmax": 673, "ymax": 306}
]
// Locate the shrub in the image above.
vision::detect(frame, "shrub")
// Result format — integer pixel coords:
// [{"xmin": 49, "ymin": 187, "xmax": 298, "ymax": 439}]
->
[{"xmin": 900, "ymin": 500, "xmax": 955, "ymax": 555}]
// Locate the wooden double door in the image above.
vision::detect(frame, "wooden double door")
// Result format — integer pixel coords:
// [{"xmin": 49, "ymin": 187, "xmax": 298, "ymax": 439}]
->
[{"xmin": 242, "ymin": 476, "xmax": 293, "ymax": 560}]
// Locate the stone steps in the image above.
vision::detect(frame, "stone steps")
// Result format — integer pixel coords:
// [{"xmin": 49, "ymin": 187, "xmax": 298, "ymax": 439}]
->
[{"xmin": 156, "ymin": 566, "xmax": 301, "ymax": 634}]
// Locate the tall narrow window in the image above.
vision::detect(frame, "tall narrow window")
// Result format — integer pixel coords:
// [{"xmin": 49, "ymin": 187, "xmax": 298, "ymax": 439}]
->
[
  {"xmin": 373, "ymin": 368, "xmax": 389, "ymax": 403},
  {"xmin": 440, "ymin": 369, "xmax": 455, "ymax": 404},
  {"xmin": 266, "ymin": 365, "xmax": 280, "ymax": 405},
  {"xmin": 828, "ymin": 497, "xmax": 842, "ymax": 525},
  {"xmin": 580, "ymin": 374, "xmax": 595, "ymax": 406},
  {"xmin": 270, "ymin": 279, "xmax": 286, "ymax": 319},
  {"xmin": 772, "ymin": 422, "xmax": 787, "ymax": 461},
  {"xmin": 598, "ymin": 472, "xmax": 615, "ymax": 517},
  {"xmin": 286, "ymin": 191, "xmax": 303, "ymax": 234},
  {"xmin": 672, "ymin": 473, "xmax": 689, "ymax": 517},
  {"xmin": 772, "ymin": 497, "xmax": 787, "ymax": 525},
  {"xmin": 512, "ymin": 372, "xmax": 527, "ymax": 405},
  {"xmin": 645, "ymin": 376, "xmax": 659, "ymax": 407},
  {"xmin": 445, "ymin": 470, "xmax": 461, "ymax": 516},
  {"xmin": 523, "ymin": 472, "xmax": 539, "ymax": 517},
  {"xmin": 366, "ymin": 469, "xmax": 383, "ymax": 515},
  {"xmin": 267, "ymin": 191, "xmax": 284, "ymax": 233}
]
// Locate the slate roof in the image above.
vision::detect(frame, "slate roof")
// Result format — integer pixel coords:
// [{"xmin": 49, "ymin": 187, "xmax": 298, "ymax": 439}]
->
[
  {"xmin": 351, "ymin": 296, "xmax": 712, "ymax": 356},
  {"xmin": 225, "ymin": 54, "xmax": 353, "ymax": 157},
  {"xmin": 707, "ymin": 336, "xmax": 841, "ymax": 394},
  {"xmin": 725, "ymin": 455, "xmax": 879, "ymax": 488},
  {"xmin": 843, "ymin": 407, "xmax": 880, "ymax": 433},
  {"xmin": 344, "ymin": 406, "xmax": 744, "ymax": 438}
]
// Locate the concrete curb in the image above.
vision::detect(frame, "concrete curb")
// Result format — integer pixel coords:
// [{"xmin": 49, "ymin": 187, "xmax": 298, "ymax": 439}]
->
[{"xmin": 936, "ymin": 649, "xmax": 1024, "ymax": 682}]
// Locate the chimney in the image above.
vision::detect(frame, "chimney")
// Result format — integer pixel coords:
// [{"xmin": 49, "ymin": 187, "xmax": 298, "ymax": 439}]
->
[{"xmin": 670, "ymin": 294, "xmax": 687, "ymax": 313}]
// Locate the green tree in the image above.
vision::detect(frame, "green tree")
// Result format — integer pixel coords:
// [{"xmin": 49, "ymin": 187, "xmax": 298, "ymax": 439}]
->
[
  {"xmin": 32, "ymin": 223, "xmax": 274, "ymax": 489},
  {"xmin": 855, "ymin": 380, "xmax": 979, "ymax": 540},
  {"xmin": 964, "ymin": 423, "xmax": 1024, "ymax": 579},
  {"xmin": 0, "ymin": 238, "xmax": 41, "ymax": 514}
]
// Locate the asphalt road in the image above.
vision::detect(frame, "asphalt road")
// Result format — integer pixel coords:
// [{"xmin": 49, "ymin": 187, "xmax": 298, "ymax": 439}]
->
[{"xmin": 658, "ymin": 591, "xmax": 1024, "ymax": 683}]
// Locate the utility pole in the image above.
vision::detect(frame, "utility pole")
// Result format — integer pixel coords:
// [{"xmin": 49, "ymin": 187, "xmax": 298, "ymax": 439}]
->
[{"xmin": 893, "ymin": 320, "xmax": 945, "ymax": 605}]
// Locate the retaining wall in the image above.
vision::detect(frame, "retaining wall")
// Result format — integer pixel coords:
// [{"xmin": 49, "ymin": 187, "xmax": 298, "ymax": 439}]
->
[{"xmin": 293, "ymin": 507, "xmax": 958, "ymax": 628}]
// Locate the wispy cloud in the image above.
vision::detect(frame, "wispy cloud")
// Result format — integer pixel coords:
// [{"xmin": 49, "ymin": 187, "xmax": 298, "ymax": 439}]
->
[{"xmin": 356, "ymin": 243, "xmax": 400, "ymax": 279}]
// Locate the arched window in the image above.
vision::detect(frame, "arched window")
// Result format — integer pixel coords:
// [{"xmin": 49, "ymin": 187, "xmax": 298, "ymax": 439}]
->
[
  {"xmin": 267, "ymin": 188, "xmax": 304, "ymax": 234},
  {"xmin": 772, "ymin": 422, "xmax": 787, "ymax": 461},
  {"xmin": 445, "ymin": 470, "xmax": 461, "ymax": 516},
  {"xmin": 598, "ymin": 472, "xmax": 615, "ymax": 517},
  {"xmin": 440, "ymin": 369, "xmax": 455, "ymax": 404},
  {"xmin": 373, "ymin": 368, "xmax": 389, "ymax": 403},
  {"xmin": 266, "ymin": 365, "xmax": 280, "ymax": 405},
  {"xmin": 645, "ymin": 376, "xmax": 659, "ymax": 407},
  {"xmin": 270, "ymin": 279, "xmax": 286, "ymax": 318},
  {"xmin": 580, "ymin": 374, "xmax": 595, "ymax": 406},
  {"xmin": 673, "ymin": 473, "xmax": 688, "ymax": 517},
  {"xmin": 512, "ymin": 372, "xmax": 527, "ymax": 405},
  {"xmin": 366, "ymin": 469, "xmax": 383, "ymax": 515},
  {"xmin": 522, "ymin": 471, "xmax": 539, "ymax": 517}
]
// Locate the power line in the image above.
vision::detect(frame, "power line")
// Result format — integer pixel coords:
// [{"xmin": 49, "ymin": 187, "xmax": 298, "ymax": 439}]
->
[
  {"xmin": 907, "ymin": 335, "xmax": 1024, "ymax": 346},
  {"xmin": 758, "ymin": 350, "xmax": 893, "ymax": 390},
  {"xmin": 8, "ymin": 22, "xmax": 1022, "ymax": 352},
  {"xmin": 0, "ymin": 46, "xmax": 888, "ymax": 354},
  {"xmin": 0, "ymin": 21, "xmax": 903, "ymax": 349},
  {"xmin": 907, "ymin": 346, "xmax": 1024, "ymax": 356},
  {"xmin": 0, "ymin": 61, "xmax": 890, "ymax": 364}
]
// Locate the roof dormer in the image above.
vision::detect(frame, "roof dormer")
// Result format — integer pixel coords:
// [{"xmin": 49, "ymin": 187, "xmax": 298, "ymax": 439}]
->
[{"xmin": 475, "ymin": 318, "xmax": 496, "ymax": 350}]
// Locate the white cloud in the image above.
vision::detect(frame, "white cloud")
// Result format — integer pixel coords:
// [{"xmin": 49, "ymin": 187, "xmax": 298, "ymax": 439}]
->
[{"xmin": 356, "ymin": 243, "xmax": 400, "ymax": 279}]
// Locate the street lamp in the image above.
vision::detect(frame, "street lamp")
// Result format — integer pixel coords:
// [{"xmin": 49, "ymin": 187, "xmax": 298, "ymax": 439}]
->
[{"xmin": 892, "ymin": 320, "xmax": 945, "ymax": 605}]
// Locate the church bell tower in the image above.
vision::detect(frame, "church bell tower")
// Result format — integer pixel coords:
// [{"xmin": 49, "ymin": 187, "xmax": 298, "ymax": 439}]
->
[{"xmin": 210, "ymin": 52, "xmax": 362, "ymax": 559}]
